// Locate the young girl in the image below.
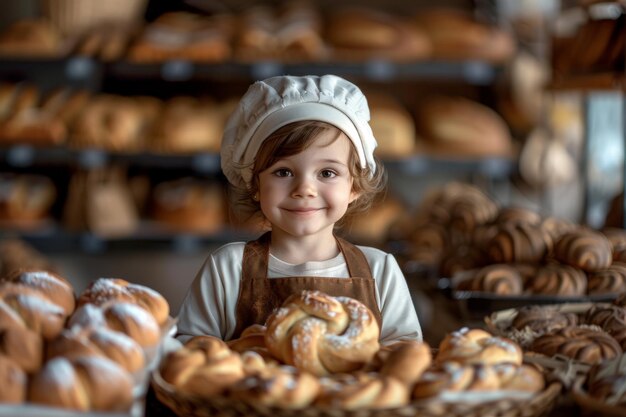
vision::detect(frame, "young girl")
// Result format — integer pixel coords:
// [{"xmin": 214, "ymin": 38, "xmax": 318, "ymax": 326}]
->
[{"xmin": 176, "ymin": 74, "xmax": 421, "ymax": 344}]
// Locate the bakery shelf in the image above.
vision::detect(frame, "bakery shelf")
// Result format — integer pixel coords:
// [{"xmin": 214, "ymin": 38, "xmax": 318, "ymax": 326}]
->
[
  {"xmin": 384, "ymin": 155, "xmax": 516, "ymax": 177},
  {"xmin": 0, "ymin": 56, "xmax": 102, "ymax": 90}
]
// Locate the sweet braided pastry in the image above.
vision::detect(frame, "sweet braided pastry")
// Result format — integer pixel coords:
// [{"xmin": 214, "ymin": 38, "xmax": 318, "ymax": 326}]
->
[
  {"xmin": 316, "ymin": 372, "xmax": 409, "ymax": 409},
  {"xmin": 511, "ymin": 305, "xmax": 578, "ymax": 333},
  {"xmin": 587, "ymin": 263, "xmax": 626, "ymax": 294},
  {"xmin": 530, "ymin": 325, "xmax": 622, "ymax": 365},
  {"xmin": 553, "ymin": 229, "xmax": 612, "ymax": 272},
  {"xmin": 584, "ymin": 305, "xmax": 626, "ymax": 333},
  {"xmin": 486, "ymin": 222, "xmax": 549, "ymax": 264},
  {"xmin": 456, "ymin": 264, "xmax": 523, "ymax": 295},
  {"xmin": 525, "ymin": 263, "xmax": 587, "ymax": 296},
  {"xmin": 3, "ymin": 269, "xmax": 75, "ymax": 315},
  {"xmin": 435, "ymin": 327, "xmax": 522, "ymax": 366},
  {"xmin": 265, "ymin": 290, "xmax": 380, "ymax": 376},
  {"xmin": 160, "ymin": 335, "xmax": 245, "ymax": 397}
]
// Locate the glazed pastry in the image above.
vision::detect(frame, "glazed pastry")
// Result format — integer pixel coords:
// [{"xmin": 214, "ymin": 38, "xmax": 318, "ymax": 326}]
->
[
  {"xmin": 587, "ymin": 263, "xmax": 626, "ymax": 295},
  {"xmin": 486, "ymin": 222, "xmax": 550, "ymax": 264},
  {"xmin": 316, "ymin": 372, "xmax": 409, "ymax": 409},
  {"xmin": 525, "ymin": 262, "xmax": 587, "ymax": 296},
  {"xmin": 511, "ymin": 305, "xmax": 578, "ymax": 333},
  {"xmin": 436, "ymin": 327, "xmax": 523, "ymax": 366},
  {"xmin": 530, "ymin": 326, "xmax": 622, "ymax": 365},
  {"xmin": 458, "ymin": 264, "xmax": 523, "ymax": 295},
  {"xmin": 553, "ymin": 229, "xmax": 612, "ymax": 272}
]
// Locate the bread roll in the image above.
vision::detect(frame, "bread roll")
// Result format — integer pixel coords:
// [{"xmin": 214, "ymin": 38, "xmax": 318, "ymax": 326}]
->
[
  {"xmin": 28, "ymin": 356, "xmax": 134, "ymax": 411},
  {"xmin": 0, "ymin": 282, "xmax": 66, "ymax": 340},
  {"xmin": 47, "ymin": 326, "xmax": 145, "ymax": 373},
  {"xmin": 226, "ymin": 324, "xmax": 274, "ymax": 360},
  {"xmin": 265, "ymin": 290, "xmax": 380, "ymax": 376},
  {"xmin": 511, "ymin": 305, "xmax": 578, "ymax": 333},
  {"xmin": 413, "ymin": 362, "xmax": 500, "ymax": 399},
  {"xmin": 68, "ymin": 302, "xmax": 160, "ymax": 347},
  {"xmin": 4, "ymin": 269, "xmax": 75, "ymax": 315},
  {"xmin": 530, "ymin": 326, "xmax": 621, "ymax": 365},
  {"xmin": 526, "ymin": 263, "xmax": 587, "ymax": 296},
  {"xmin": 553, "ymin": 229, "xmax": 613, "ymax": 272},
  {"xmin": 587, "ymin": 263, "xmax": 626, "ymax": 295},
  {"xmin": 160, "ymin": 335, "xmax": 245, "ymax": 397},
  {"xmin": 494, "ymin": 206, "xmax": 542, "ymax": 226},
  {"xmin": 458, "ymin": 264, "xmax": 523, "ymax": 295},
  {"xmin": 584, "ymin": 305, "xmax": 626, "ymax": 333},
  {"xmin": 486, "ymin": 222, "xmax": 550, "ymax": 264},
  {"xmin": 368, "ymin": 93, "xmax": 416, "ymax": 158},
  {"xmin": 0, "ymin": 325, "xmax": 43, "ymax": 373},
  {"xmin": 0, "ymin": 355, "xmax": 27, "ymax": 403},
  {"xmin": 436, "ymin": 327, "xmax": 522, "ymax": 366},
  {"xmin": 378, "ymin": 340, "xmax": 432, "ymax": 385},
  {"xmin": 78, "ymin": 277, "xmax": 169, "ymax": 326},
  {"xmin": 316, "ymin": 372, "xmax": 409, "ymax": 410}
]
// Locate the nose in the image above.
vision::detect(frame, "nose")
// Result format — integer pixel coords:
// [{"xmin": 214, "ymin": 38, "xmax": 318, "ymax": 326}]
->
[{"xmin": 291, "ymin": 176, "xmax": 317, "ymax": 198}]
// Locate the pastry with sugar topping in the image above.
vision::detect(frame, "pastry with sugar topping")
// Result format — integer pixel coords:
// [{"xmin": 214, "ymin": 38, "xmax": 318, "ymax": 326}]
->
[{"xmin": 436, "ymin": 327, "xmax": 523, "ymax": 366}]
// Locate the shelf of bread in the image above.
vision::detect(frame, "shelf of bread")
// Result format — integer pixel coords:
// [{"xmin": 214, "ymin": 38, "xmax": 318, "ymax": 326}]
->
[{"xmin": 0, "ymin": 266, "xmax": 175, "ymax": 416}]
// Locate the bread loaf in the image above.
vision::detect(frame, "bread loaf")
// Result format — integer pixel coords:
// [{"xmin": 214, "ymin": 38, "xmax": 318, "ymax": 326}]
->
[
  {"xmin": 47, "ymin": 326, "xmax": 145, "ymax": 373},
  {"xmin": 265, "ymin": 290, "xmax": 380, "ymax": 376},
  {"xmin": 160, "ymin": 335, "xmax": 245, "ymax": 397},
  {"xmin": 28, "ymin": 356, "xmax": 134, "ymax": 411},
  {"xmin": 0, "ymin": 355, "xmax": 27, "ymax": 403},
  {"xmin": 4, "ymin": 269, "xmax": 75, "ymax": 315},
  {"xmin": 553, "ymin": 230, "xmax": 613, "ymax": 272},
  {"xmin": 78, "ymin": 277, "xmax": 169, "ymax": 325},
  {"xmin": 68, "ymin": 301, "xmax": 160, "ymax": 347},
  {"xmin": 436, "ymin": 327, "xmax": 522, "ymax": 366}
]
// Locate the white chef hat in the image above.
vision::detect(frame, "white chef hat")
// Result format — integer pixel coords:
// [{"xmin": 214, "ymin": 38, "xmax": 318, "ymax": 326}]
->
[{"xmin": 220, "ymin": 74, "xmax": 378, "ymax": 189}]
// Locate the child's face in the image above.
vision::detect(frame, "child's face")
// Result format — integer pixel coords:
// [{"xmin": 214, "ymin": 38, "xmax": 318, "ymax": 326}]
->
[{"xmin": 257, "ymin": 131, "xmax": 359, "ymax": 240}]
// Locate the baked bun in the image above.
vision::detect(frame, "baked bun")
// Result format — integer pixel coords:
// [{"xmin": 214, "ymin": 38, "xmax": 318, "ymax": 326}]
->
[
  {"xmin": 436, "ymin": 327, "xmax": 522, "ymax": 366},
  {"xmin": 4, "ymin": 269, "xmax": 75, "ymax": 315},
  {"xmin": 47, "ymin": 326, "xmax": 145, "ymax": 373},
  {"xmin": 413, "ymin": 362, "xmax": 500, "ymax": 399},
  {"xmin": 0, "ymin": 282, "xmax": 66, "ymax": 340},
  {"xmin": 584, "ymin": 305, "xmax": 626, "ymax": 333},
  {"xmin": 226, "ymin": 324, "xmax": 273, "ymax": 360},
  {"xmin": 0, "ymin": 19, "xmax": 61, "ymax": 57},
  {"xmin": 160, "ymin": 335, "xmax": 245, "ymax": 397},
  {"xmin": 553, "ymin": 229, "xmax": 613, "ymax": 272},
  {"xmin": 492, "ymin": 363, "xmax": 545, "ymax": 392},
  {"xmin": 378, "ymin": 340, "xmax": 432, "ymax": 385},
  {"xmin": 486, "ymin": 222, "xmax": 550, "ymax": 264},
  {"xmin": 511, "ymin": 305, "xmax": 578, "ymax": 333},
  {"xmin": 530, "ymin": 326, "xmax": 622, "ymax": 365},
  {"xmin": 68, "ymin": 302, "xmax": 160, "ymax": 347},
  {"xmin": 0, "ymin": 355, "xmax": 27, "ymax": 403},
  {"xmin": 78, "ymin": 277, "xmax": 169, "ymax": 326},
  {"xmin": 494, "ymin": 206, "xmax": 542, "ymax": 226},
  {"xmin": 587, "ymin": 262, "xmax": 626, "ymax": 294},
  {"xmin": 0, "ymin": 325, "xmax": 43, "ymax": 373},
  {"xmin": 231, "ymin": 364, "xmax": 320, "ymax": 409},
  {"xmin": 28, "ymin": 356, "xmax": 134, "ymax": 412},
  {"xmin": 456, "ymin": 264, "xmax": 523, "ymax": 295},
  {"xmin": 368, "ymin": 92, "xmax": 416, "ymax": 158},
  {"xmin": 526, "ymin": 262, "xmax": 587, "ymax": 296},
  {"xmin": 316, "ymin": 372, "xmax": 409, "ymax": 409},
  {"xmin": 265, "ymin": 290, "xmax": 380, "ymax": 376}
]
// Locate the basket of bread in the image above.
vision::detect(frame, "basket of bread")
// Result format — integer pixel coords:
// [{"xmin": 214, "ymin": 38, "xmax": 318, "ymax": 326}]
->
[
  {"xmin": 571, "ymin": 352, "xmax": 626, "ymax": 416},
  {"xmin": 486, "ymin": 294, "xmax": 626, "ymax": 389},
  {"xmin": 152, "ymin": 290, "xmax": 560, "ymax": 417},
  {"xmin": 0, "ymin": 272, "xmax": 175, "ymax": 416}
]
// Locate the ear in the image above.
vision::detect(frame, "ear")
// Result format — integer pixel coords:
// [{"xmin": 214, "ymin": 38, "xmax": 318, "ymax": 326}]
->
[{"xmin": 349, "ymin": 189, "xmax": 361, "ymax": 204}]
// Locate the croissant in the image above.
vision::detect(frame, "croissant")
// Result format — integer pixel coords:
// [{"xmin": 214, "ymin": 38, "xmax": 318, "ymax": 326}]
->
[{"xmin": 265, "ymin": 290, "xmax": 380, "ymax": 376}]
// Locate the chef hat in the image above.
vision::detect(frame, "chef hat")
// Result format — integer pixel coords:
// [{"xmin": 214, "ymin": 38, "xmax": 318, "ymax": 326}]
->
[{"xmin": 220, "ymin": 74, "xmax": 378, "ymax": 189}]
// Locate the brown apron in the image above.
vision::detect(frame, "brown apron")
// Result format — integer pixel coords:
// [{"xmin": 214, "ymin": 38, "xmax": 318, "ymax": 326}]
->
[{"xmin": 232, "ymin": 232, "xmax": 382, "ymax": 339}]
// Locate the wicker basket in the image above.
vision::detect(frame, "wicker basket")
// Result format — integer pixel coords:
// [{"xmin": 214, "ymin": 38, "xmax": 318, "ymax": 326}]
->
[
  {"xmin": 571, "ymin": 379, "xmax": 626, "ymax": 417},
  {"xmin": 151, "ymin": 369, "xmax": 562, "ymax": 417},
  {"xmin": 40, "ymin": 0, "xmax": 147, "ymax": 36}
]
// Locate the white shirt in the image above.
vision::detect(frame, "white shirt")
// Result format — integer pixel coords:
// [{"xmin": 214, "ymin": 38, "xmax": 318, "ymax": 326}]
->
[{"xmin": 176, "ymin": 242, "xmax": 422, "ymax": 344}]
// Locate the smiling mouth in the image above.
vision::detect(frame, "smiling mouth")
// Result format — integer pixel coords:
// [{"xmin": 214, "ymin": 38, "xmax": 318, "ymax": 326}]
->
[{"xmin": 285, "ymin": 208, "xmax": 320, "ymax": 213}]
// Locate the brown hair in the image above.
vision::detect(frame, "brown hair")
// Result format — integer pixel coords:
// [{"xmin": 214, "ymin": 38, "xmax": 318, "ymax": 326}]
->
[{"xmin": 227, "ymin": 120, "xmax": 386, "ymax": 229}]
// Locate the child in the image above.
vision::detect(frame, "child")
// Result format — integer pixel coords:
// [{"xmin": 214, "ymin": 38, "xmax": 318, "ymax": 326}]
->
[{"xmin": 176, "ymin": 74, "xmax": 421, "ymax": 344}]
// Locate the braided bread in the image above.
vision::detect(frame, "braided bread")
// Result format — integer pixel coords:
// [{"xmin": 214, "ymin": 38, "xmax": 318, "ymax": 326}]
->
[
  {"xmin": 413, "ymin": 362, "xmax": 500, "ymax": 399},
  {"xmin": 457, "ymin": 264, "xmax": 523, "ymax": 295},
  {"xmin": 511, "ymin": 305, "xmax": 578, "ymax": 333},
  {"xmin": 553, "ymin": 230, "xmax": 612, "ymax": 272},
  {"xmin": 587, "ymin": 263, "xmax": 626, "ymax": 294},
  {"xmin": 0, "ymin": 325, "xmax": 43, "ymax": 373},
  {"xmin": 525, "ymin": 262, "xmax": 587, "ymax": 296},
  {"xmin": 3, "ymin": 269, "xmax": 75, "ymax": 315},
  {"xmin": 0, "ymin": 355, "xmax": 27, "ymax": 403},
  {"xmin": 28, "ymin": 356, "xmax": 134, "ymax": 411},
  {"xmin": 230, "ymin": 365, "xmax": 320, "ymax": 409},
  {"xmin": 316, "ymin": 372, "xmax": 409, "ymax": 409},
  {"xmin": 78, "ymin": 277, "xmax": 169, "ymax": 325},
  {"xmin": 160, "ymin": 335, "xmax": 245, "ymax": 397},
  {"xmin": 0, "ymin": 282, "xmax": 66, "ymax": 340},
  {"xmin": 530, "ymin": 326, "xmax": 622, "ymax": 365},
  {"xmin": 47, "ymin": 326, "xmax": 145, "ymax": 373},
  {"xmin": 67, "ymin": 301, "xmax": 160, "ymax": 347},
  {"xmin": 265, "ymin": 290, "xmax": 380, "ymax": 376},
  {"xmin": 436, "ymin": 328, "xmax": 522, "ymax": 366},
  {"xmin": 486, "ymin": 222, "xmax": 549, "ymax": 264},
  {"xmin": 584, "ymin": 305, "xmax": 626, "ymax": 333},
  {"xmin": 226, "ymin": 324, "xmax": 273, "ymax": 360},
  {"xmin": 374, "ymin": 340, "xmax": 432, "ymax": 385}
]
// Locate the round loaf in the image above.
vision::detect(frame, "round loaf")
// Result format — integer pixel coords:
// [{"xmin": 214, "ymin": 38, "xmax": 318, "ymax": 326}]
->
[
  {"xmin": 0, "ymin": 355, "xmax": 27, "ymax": 403},
  {"xmin": 78, "ymin": 277, "xmax": 169, "ymax": 325},
  {"xmin": 486, "ymin": 222, "xmax": 550, "ymax": 264},
  {"xmin": 553, "ymin": 230, "xmax": 613, "ymax": 272},
  {"xmin": 160, "ymin": 335, "xmax": 245, "ymax": 397},
  {"xmin": 436, "ymin": 327, "xmax": 522, "ymax": 366},
  {"xmin": 5, "ymin": 269, "xmax": 75, "ymax": 315},
  {"xmin": 530, "ymin": 326, "xmax": 622, "ymax": 365},
  {"xmin": 526, "ymin": 263, "xmax": 587, "ymax": 296},
  {"xmin": 230, "ymin": 364, "xmax": 320, "ymax": 409},
  {"xmin": 0, "ymin": 325, "xmax": 43, "ymax": 373},
  {"xmin": 28, "ymin": 356, "xmax": 134, "ymax": 411},
  {"xmin": 68, "ymin": 302, "xmax": 160, "ymax": 347},
  {"xmin": 0, "ymin": 282, "xmax": 66, "ymax": 340},
  {"xmin": 587, "ymin": 263, "xmax": 626, "ymax": 295},
  {"xmin": 47, "ymin": 326, "xmax": 145, "ymax": 373},
  {"xmin": 265, "ymin": 290, "xmax": 380, "ymax": 376},
  {"xmin": 316, "ymin": 372, "xmax": 409, "ymax": 410}
]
